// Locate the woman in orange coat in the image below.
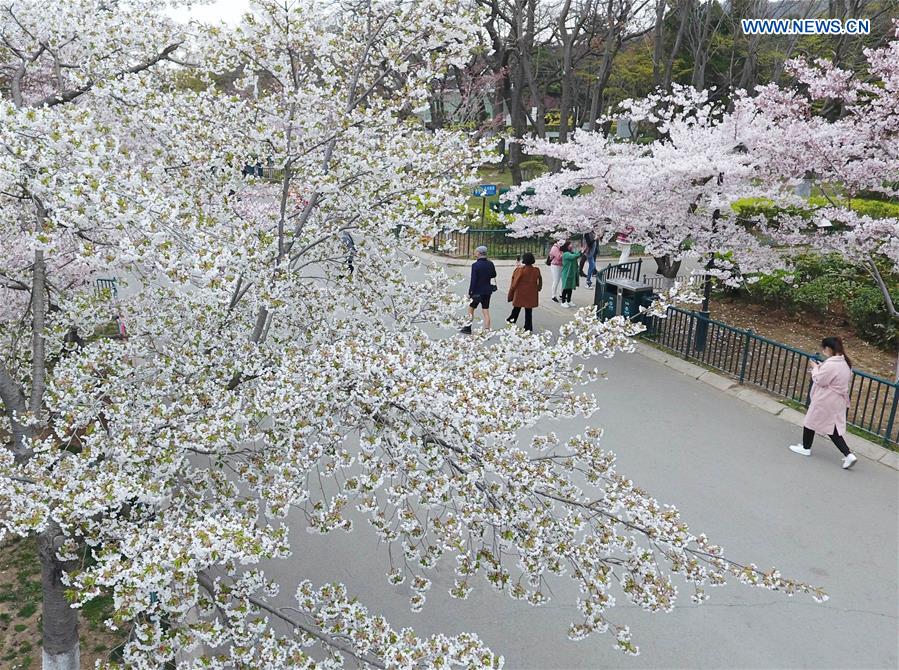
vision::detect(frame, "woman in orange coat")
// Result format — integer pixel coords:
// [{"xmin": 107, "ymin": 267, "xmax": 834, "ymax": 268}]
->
[{"xmin": 506, "ymin": 252, "xmax": 543, "ymax": 332}]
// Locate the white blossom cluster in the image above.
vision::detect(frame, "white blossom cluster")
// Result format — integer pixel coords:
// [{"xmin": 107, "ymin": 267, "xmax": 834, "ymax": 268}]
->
[
  {"xmin": 0, "ymin": 1, "xmax": 831, "ymax": 668},
  {"xmin": 507, "ymin": 25, "xmax": 899, "ymax": 286}
]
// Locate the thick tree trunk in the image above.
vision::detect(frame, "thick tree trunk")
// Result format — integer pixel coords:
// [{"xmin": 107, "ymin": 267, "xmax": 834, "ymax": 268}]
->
[
  {"xmin": 30, "ymin": 248, "xmax": 46, "ymax": 415},
  {"xmin": 557, "ymin": 49, "xmax": 574, "ymax": 143},
  {"xmin": 506, "ymin": 62, "xmax": 526, "ymax": 185},
  {"xmin": 655, "ymin": 255, "xmax": 682, "ymax": 279},
  {"xmin": 865, "ymin": 259, "xmax": 899, "ymax": 381},
  {"xmin": 0, "ymin": 365, "xmax": 30, "ymax": 461},
  {"xmin": 39, "ymin": 527, "xmax": 79, "ymax": 670},
  {"xmin": 651, "ymin": 0, "xmax": 668, "ymax": 86},
  {"xmin": 519, "ymin": 0, "xmax": 546, "ymax": 140},
  {"xmin": 30, "ymin": 205, "xmax": 79, "ymax": 669},
  {"xmin": 585, "ymin": 44, "xmax": 618, "ymax": 132},
  {"xmin": 662, "ymin": 0, "xmax": 689, "ymax": 89},
  {"xmin": 556, "ymin": 0, "xmax": 576, "ymax": 145}
]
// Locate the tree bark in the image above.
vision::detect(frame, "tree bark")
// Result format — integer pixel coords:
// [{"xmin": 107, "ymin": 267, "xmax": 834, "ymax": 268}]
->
[
  {"xmin": 864, "ymin": 259, "xmax": 899, "ymax": 381},
  {"xmin": 556, "ymin": 0, "xmax": 578, "ymax": 144},
  {"xmin": 689, "ymin": 0, "xmax": 714, "ymax": 90},
  {"xmin": 519, "ymin": 0, "xmax": 546, "ymax": 139},
  {"xmin": 39, "ymin": 526, "xmax": 79, "ymax": 670},
  {"xmin": 0, "ymin": 365, "xmax": 30, "ymax": 461},
  {"xmin": 585, "ymin": 43, "xmax": 619, "ymax": 131},
  {"xmin": 655, "ymin": 255, "xmax": 682, "ymax": 284},
  {"xmin": 662, "ymin": 0, "xmax": 689, "ymax": 89},
  {"xmin": 506, "ymin": 60, "xmax": 526, "ymax": 185},
  {"xmin": 32, "ymin": 240, "xmax": 79, "ymax": 669},
  {"xmin": 30, "ymin": 250, "xmax": 46, "ymax": 417},
  {"xmin": 651, "ymin": 0, "xmax": 668, "ymax": 86}
]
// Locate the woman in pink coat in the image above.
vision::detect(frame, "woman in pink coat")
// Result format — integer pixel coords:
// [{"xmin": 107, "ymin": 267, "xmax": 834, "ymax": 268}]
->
[
  {"xmin": 789, "ymin": 337, "xmax": 857, "ymax": 469},
  {"xmin": 547, "ymin": 240, "xmax": 565, "ymax": 303}
]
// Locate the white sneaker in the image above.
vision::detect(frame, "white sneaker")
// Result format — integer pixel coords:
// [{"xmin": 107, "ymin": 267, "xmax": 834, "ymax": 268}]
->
[
  {"xmin": 789, "ymin": 444, "xmax": 811, "ymax": 457},
  {"xmin": 842, "ymin": 453, "xmax": 857, "ymax": 470}
]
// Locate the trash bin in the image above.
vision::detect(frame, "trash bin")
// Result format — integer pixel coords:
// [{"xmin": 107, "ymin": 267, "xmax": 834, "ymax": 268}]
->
[{"xmin": 594, "ymin": 277, "xmax": 654, "ymax": 321}]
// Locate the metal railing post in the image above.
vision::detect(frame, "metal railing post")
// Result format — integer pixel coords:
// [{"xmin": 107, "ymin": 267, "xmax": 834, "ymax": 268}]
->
[
  {"xmin": 884, "ymin": 385, "xmax": 899, "ymax": 447},
  {"xmin": 738, "ymin": 328, "xmax": 752, "ymax": 384},
  {"xmin": 684, "ymin": 311, "xmax": 696, "ymax": 360}
]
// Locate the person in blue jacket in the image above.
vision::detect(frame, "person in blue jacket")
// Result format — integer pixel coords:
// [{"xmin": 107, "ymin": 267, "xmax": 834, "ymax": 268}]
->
[{"xmin": 460, "ymin": 245, "xmax": 497, "ymax": 334}]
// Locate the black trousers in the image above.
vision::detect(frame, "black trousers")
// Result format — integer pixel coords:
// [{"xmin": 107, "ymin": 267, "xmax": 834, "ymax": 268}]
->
[
  {"xmin": 561, "ymin": 288, "xmax": 573, "ymax": 303},
  {"xmin": 803, "ymin": 427, "xmax": 851, "ymax": 456},
  {"xmin": 509, "ymin": 306, "xmax": 533, "ymax": 331}
]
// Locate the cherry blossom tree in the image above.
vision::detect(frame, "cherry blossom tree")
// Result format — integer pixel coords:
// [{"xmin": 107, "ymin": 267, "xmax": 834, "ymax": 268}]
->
[
  {"xmin": 507, "ymin": 86, "xmax": 790, "ymax": 288},
  {"xmin": 0, "ymin": 2, "xmax": 190, "ymax": 667},
  {"xmin": 0, "ymin": 1, "xmax": 829, "ymax": 669},
  {"xmin": 747, "ymin": 27, "xmax": 899, "ymax": 375},
  {"xmin": 509, "ymin": 26, "xmax": 898, "ymax": 339}
]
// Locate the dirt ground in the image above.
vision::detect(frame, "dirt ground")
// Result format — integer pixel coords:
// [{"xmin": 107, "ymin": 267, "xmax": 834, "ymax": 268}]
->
[
  {"xmin": 710, "ymin": 296, "xmax": 898, "ymax": 380},
  {"xmin": 0, "ymin": 536, "xmax": 125, "ymax": 669}
]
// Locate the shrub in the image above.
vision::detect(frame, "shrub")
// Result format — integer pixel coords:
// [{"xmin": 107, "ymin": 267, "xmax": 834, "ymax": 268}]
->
[
  {"xmin": 520, "ymin": 159, "xmax": 548, "ymax": 180},
  {"xmin": 737, "ymin": 253, "xmax": 898, "ymax": 349},
  {"xmin": 846, "ymin": 287, "xmax": 899, "ymax": 348},
  {"xmin": 751, "ymin": 270, "xmax": 794, "ymax": 306},
  {"xmin": 732, "ymin": 196, "xmax": 899, "ymax": 223},
  {"xmin": 469, "ymin": 206, "xmax": 510, "ymax": 230}
]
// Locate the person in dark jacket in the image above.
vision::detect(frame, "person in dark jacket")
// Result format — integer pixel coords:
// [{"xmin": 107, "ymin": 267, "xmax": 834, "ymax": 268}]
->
[
  {"xmin": 506, "ymin": 252, "xmax": 542, "ymax": 331},
  {"xmin": 340, "ymin": 231, "xmax": 356, "ymax": 275},
  {"xmin": 578, "ymin": 230, "xmax": 597, "ymax": 286},
  {"xmin": 460, "ymin": 245, "xmax": 497, "ymax": 334}
]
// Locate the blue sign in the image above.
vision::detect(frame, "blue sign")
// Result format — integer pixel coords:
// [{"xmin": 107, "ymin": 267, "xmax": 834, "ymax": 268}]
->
[{"xmin": 473, "ymin": 184, "xmax": 497, "ymax": 197}]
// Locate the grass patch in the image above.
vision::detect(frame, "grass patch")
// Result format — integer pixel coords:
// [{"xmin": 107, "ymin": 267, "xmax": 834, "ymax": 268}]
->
[
  {"xmin": 0, "ymin": 537, "xmax": 127, "ymax": 668},
  {"xmin": 82, "ymin": 593, "xmax": 115, "ymax": 630},
  {"xmin": 15, "ymin": 603, "xmax": 36, "ymax": 619}
]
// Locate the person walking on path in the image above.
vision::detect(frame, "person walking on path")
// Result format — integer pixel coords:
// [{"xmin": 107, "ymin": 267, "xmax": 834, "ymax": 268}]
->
[
  {"xmin": 340, "ymin": 230, "xmax": 356, "ymax": 275},
  {"xmin": 559, "ymin": 241, "xmax": 582, "ymax": 308},
  {"xmin": 507, "ymin": 255, "xmax": 522, "ymax": 308},
  {"xmin": 581, "ymin": 230, "xmax": 598, "ymax": 288},
  {"xmin": 460, "ymin": 245, "xmax": 497, "ymax": 334},
  {"xmin": 506, "ymin": 252, "xmax": 542, "ymax": 331},
  {"xmin": 547, "ymin": 240, "xmax": 564, "ymax": 303},
  {"xmin": 789, "ymin": 336, "xmax": 857, "ymax": 469}
]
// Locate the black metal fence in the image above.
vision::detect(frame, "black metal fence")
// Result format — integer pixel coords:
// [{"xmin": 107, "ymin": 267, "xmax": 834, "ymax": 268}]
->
[
  {"xmin": 644, "ymin": 306, "xmax": 899, "ymax": 447},
  {"xmin": 431, "ymin": 228, "xmax": 642, "ymax": 260},
  {"xmin": 640, "ymin": 274, "xmax": 704, "ymax": 291},
  {"xmin": 431, "ymin": 229, "xmax": 553, "ymax": 260}
]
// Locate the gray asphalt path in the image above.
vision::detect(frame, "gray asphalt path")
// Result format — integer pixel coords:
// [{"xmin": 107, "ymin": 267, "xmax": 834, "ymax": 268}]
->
[{"xmin": 263, "ymin": 256, "xmax": 898, "ymax": 669}]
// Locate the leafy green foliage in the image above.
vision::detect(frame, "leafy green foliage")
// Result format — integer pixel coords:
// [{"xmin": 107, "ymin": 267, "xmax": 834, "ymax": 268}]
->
[
  {"xmin": 733, "ymin": 196, "xmax": 899, "ymax": 222},
  {"xmin": 739, "ymin": 254, "xmax": 899, "ymax": 349}
]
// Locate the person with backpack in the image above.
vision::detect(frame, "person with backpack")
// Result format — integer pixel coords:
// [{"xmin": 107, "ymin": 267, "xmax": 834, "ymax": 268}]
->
[
  {"xmin": 559, "ymin": 241, "xmax": 582, "ymax": 308},
  {"xmin": 506, "ymin": 252, "xmax": 542, "ymax": 331},
  {"xmin": 789, "ymin": 336, "xmax": 858, "ymax": 470},
  {"xmin": 460, "ymin": 245, "xmax": 497, "ymax": 334},
  {"xmin": 546, "ymin": 239, "xmax": 565, "ymax": 303}
]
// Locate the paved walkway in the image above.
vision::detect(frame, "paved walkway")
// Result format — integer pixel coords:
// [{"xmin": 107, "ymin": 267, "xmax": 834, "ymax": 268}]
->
[{"xmin": 265, "ymin": 253, "xmax": 898, "ymax": 669}]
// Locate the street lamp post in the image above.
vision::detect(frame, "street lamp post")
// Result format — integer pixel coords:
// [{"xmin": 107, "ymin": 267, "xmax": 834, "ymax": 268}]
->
[{"xmin": 694, "ymin": 172, "xmax": 724, "ymax": 352}]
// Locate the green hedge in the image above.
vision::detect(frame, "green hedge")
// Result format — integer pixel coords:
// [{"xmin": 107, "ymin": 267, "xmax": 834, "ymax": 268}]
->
[
  {"xmin": 737, "ymin": 254, "xmax": 899, "ymax": 349},
  {"xmin": 733, "ymin": 196, "xmax": 899, "ymax": 222}
]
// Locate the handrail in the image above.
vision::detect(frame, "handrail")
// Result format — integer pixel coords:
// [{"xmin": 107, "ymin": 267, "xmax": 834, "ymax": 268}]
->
[{"xmin": 644, "ymin": 305, "xmax": 898, "ymax": 446}]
